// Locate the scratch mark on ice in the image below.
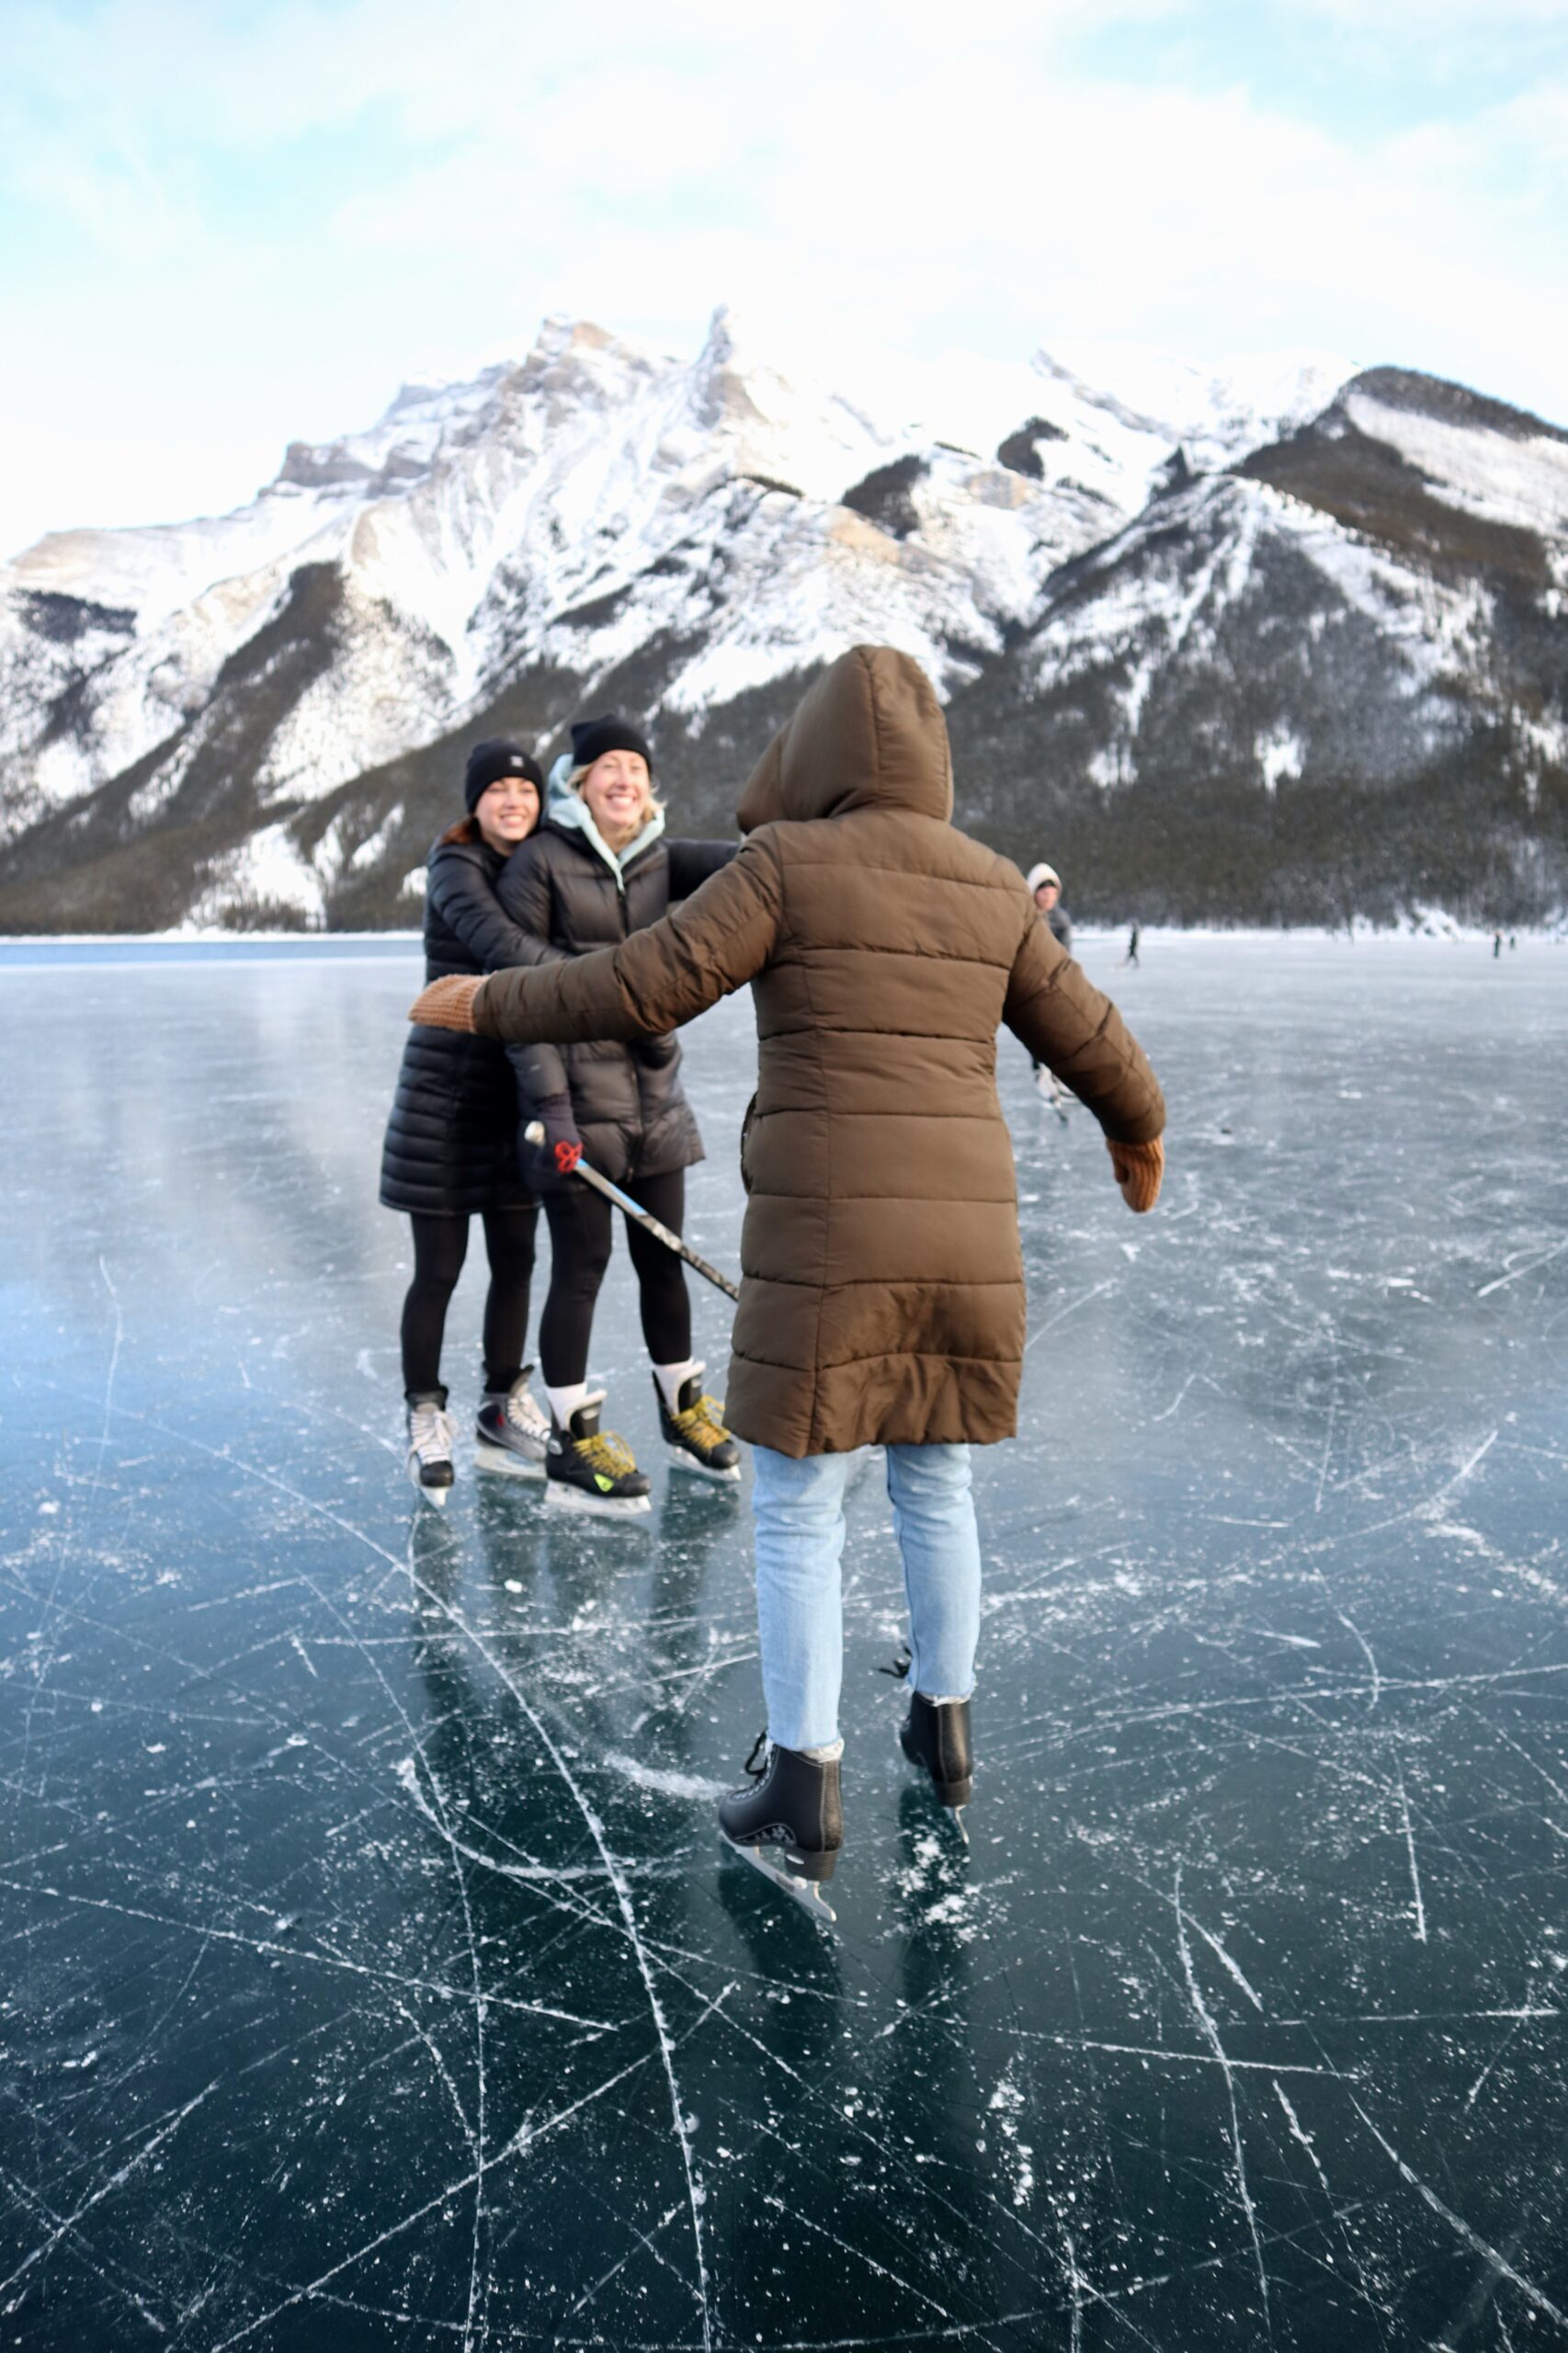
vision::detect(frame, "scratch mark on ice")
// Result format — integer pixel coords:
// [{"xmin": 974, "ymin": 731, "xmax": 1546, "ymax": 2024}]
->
[
  {"xmin": 1025, "ymin": 1279, "xmax": 1118, "ymax": 1351},
  {"xmin": 1185, "ymin": 1912, "xmax": 1266, "ymax": 2014},
  {"xmin": 604, "ymin": 1751, "xmax": 727, "ymax": 1801},
  {"xmin": 1477, "ymin": 1236, "xmax": 1568, "ymax": 1298},
  {"xmin": 1395, "ymin": 1768, "xmax": 1427, "ymax": 1943},
  {"xmin": 1461, "ymin": 2011, "xmax": 1531, "ymax": 2115},
  {"xmin": 1351, "ymin": 2099, "xmax": 1568, "ymax": 2328},
  {"xmin": 1175, "ymin": 1865, "xmax": 1272, "ymax": 2340},
  {"xmin": 1151, "ymin": 1371, "xmax": 1197, "ymax": 1424},
  {"xmin": 0, "ymin": 2079, "xmax": 215, "ymax": 2303},
  {"xmin": 1273, "ymin": 2081, "xmax": 1331, "ymax": 2198},
  {"xmin": 1335, "ymin": 1610, "xmax": 1381, "ymax": 1710},
  {"xmin": 1063, "ymin": 2227, "xmax": 1084, "ymax": 2353}
]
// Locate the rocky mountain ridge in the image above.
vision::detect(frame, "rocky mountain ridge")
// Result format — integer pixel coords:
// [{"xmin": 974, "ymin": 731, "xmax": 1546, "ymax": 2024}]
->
[{"xmin": 1, "ymin": 312, "xmax": 1563, "ymax": 930}]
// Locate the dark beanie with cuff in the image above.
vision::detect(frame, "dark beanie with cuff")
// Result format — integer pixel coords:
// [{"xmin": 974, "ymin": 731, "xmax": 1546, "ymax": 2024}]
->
[
  {"xmin": 464, "ymin": 738, "xmax": 544, "ymax": 814},
  {"xmin": 570, "ymin": 714, "xmax": 654, "ymax": 776}
]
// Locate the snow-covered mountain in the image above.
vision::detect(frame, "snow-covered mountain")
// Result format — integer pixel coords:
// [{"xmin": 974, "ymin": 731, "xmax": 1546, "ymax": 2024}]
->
[{"xmin": 2, "ymin": 311, "xmax": 1563, "ymax": 930}]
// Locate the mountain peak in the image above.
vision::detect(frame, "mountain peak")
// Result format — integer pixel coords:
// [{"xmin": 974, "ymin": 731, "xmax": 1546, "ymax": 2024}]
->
[
  {"xmin": 4, "ymin": 313, "xmax": 1561, "ymax": 936},
  {"xmin": 1032, "ymin": 338, "xmax": 1355, "ymax": 468}
]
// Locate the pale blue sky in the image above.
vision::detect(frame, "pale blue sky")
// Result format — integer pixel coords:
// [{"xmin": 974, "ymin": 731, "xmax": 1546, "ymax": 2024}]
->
[{"xmin": 3, "ymin": 0, "xmax": 1565, "ymax": 556}]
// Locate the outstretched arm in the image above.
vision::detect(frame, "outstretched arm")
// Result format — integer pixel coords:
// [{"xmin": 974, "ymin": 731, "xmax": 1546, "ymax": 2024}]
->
[
  {"xmin": 413, "ymin": 834, "xmax": 784, "ymax": 1045},
  {"xmin": 1004, "ymin": 915, "xmax": 1166, "ymax": 1209}
]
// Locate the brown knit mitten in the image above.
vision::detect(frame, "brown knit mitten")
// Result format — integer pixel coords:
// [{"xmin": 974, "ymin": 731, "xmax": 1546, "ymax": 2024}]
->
[
  {"xmin": 1107, "ymin": 1134, "xmax": 1164, "ymax": 1213},
  {"xmin": 409, "ymin": 974, "xmax": 485, "ymax": 1032}
]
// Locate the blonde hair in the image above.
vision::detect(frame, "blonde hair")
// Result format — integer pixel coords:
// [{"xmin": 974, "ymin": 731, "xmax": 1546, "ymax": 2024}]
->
[{"xmin": 567, "ymin": 758, "xmax": 665, "ymax": 818}]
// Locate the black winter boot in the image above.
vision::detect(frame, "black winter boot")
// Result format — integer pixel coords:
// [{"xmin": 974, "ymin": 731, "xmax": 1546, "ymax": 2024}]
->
[
  {"xmin": 900, "ymin": 1690, "xmax": 973, "ymax": 1810},
  {"xmin": 719, "ymin": 1734, "xmax": 842, "ymax": 1918}
]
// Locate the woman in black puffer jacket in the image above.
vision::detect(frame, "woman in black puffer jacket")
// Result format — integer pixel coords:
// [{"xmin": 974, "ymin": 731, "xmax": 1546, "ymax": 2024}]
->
[
  {"xmin": 494, "ymin": 714, "xmax": 739, "ymax": 1513},
  {"xmin": 380, "ymin": 740, "xmax": 552, "ymax": 1500}
]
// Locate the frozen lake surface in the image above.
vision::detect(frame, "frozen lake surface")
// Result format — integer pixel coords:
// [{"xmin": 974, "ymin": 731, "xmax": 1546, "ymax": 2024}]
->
[{"xmin": 3, "ymin": 934, "xmax": 1566, "ymax": 2351}]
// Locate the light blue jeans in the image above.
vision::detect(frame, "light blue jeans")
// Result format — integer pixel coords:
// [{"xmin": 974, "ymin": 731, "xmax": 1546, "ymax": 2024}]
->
[{"xmin": 750, "ymin": 1443, "xmax": 983, "ymax": 1751}]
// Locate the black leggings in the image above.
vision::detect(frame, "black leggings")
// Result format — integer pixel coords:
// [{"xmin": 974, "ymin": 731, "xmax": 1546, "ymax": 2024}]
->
[
  {"xmin": 539, "ymin": 1169, "xmax": 692, "ymax": 1387},
  {"xmin": 402, "ymin": 1207, "xmax": 538, "ymax": 1400}
]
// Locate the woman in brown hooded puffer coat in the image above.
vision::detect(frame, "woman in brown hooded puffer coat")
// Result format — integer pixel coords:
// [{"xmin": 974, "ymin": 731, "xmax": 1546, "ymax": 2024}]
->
[{"xmin": 410, "ymin": 646, "xmax": 1165, "ymax": 1907}]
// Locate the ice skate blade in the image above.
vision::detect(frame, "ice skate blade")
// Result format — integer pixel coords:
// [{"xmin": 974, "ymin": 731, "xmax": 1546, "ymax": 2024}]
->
[
  {"xmin": 665, "ymin": 1445, "xmax": 742, "ymax": 1483},
  {"xmin": 475, "ymin": 1441, "xmax": 546, "ymax": 1481},
  {"xmin": 721, "ymin": 1832, "xmax": 837, "ymax": 1925},
  {"xmin": 920, "ymin": 1787, "xmax": 974, "ymax": 1846},
  {"xmin": 544, "ymin": 1482, "xmax": 653, "ymax": 1522},
  {"xmin": 411, "ymin": 1480, "xmax": 450, "ymax": 1510}
]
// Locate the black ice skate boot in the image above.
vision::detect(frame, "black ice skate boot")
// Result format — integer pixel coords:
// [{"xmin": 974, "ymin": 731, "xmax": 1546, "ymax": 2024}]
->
[
  {"xmin": 475, "ymin": 1365, "xmax": 550, "ymax": 1479},
  {"xmin": 900, "ymin": 1690, "xmax": 973, "ymax": 1838},
  {"xmin": 655, "ymin": 1364, "xmax": 742, "ymax": 1483},
  {"xmin": 719, "ymin": 1734, "xmax": 842, "ymax": 1921},
  {"xmin": 405, "ymin": 1392, "xmax": 456, "ymax": 1506},
  {"xmin": 544, "ymin": 1392, "xmax": 652, "ymax": 1521}
]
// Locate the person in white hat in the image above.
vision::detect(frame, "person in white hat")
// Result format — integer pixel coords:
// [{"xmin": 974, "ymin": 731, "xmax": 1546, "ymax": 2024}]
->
[
  {"xmin": 1025, "ymin": 861, "xmax": 1072, "ymax": 952},
  {"xmin": 1024, "ymin": 864, "xmax": 1073, "ymax": 1111}
]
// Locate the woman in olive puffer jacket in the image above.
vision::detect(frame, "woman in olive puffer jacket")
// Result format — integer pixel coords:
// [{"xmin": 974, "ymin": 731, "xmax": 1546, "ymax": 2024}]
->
[{"xmin": 379, "ymin": 740, "xmax": 552, "ymax": 1500}]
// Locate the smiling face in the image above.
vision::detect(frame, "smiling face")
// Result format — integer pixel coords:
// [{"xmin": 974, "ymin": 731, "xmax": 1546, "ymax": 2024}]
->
[
  {"xmin": 579, "ymin": 749, "xmax": 653, "ymax": 850},
  {"xmin": 474, "ymin": 773, "xmax": 540, "ymax": 854}
]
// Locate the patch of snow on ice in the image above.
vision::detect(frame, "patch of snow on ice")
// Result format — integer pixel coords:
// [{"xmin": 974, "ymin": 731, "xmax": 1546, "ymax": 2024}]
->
[{"xmin": 604, "ymin": 1752, "xmax": 727, "ymax": 1802}]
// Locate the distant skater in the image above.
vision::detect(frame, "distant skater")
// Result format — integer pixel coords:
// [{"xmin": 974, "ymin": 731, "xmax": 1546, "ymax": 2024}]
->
[
  {"xmin": 1494, "ymin": 931, "xmax": 1503, "ymax": 959},
  {"xmin": 1026, "ymin": 861, "xmax": 1073, "ymax": 955},
  {"xmin": 380, "ymin": 740, "xmax": 552, "ymax": 1504},
  {"xmin": 1025, "ymin": 862, "xmax": 1072, "ymax": 1113},
  {"xmin": 1121, "ymin": 922, "xmax": 1141, "ymax": 968}
]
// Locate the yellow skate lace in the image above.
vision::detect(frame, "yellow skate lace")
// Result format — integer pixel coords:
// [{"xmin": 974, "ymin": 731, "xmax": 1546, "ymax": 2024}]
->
[
  {"xmin": 670, "ymin": 1394, "xmax": 731, "ymax": 1452},
  {"xmin": 575, "ymin": 1428, "xmax": 638, "ymax": 1480}
]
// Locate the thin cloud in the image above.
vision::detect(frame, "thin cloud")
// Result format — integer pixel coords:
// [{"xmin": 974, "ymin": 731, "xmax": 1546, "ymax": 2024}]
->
[{"xmin": 1, "ymin": 0, "xmax": 1564, "ymax": 552}]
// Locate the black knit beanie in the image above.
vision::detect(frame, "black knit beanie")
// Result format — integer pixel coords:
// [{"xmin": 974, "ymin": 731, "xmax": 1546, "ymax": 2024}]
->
[
  {"xmin": 570, "ymin": 714, "xmax": 654, "ymax": 776},
  {"xmin": 464, "ymin": 738, "xmax": 544, "ymax": 814}
]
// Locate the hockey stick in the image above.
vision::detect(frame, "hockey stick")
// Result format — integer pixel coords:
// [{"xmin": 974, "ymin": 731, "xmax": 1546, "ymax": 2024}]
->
[{"xmin": 523, "ymin": 1121, "xmax": 741, "ymax": 1302}]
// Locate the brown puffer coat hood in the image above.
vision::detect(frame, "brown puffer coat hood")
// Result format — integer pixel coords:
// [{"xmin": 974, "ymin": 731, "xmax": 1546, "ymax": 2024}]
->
[
  {"xmin": 476, "ymin": 644, "xmax": 1165, "ymax": 1457},
  {"xmin": 736, "ymin": 646, "xmax": 953, "ymax": 828}
]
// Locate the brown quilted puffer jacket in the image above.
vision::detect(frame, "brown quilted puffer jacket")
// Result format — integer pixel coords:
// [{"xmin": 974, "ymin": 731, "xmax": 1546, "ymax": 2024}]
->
[{"xmin": 474, "ymin": 645, "xmax": 1165, "ymax": 1456}]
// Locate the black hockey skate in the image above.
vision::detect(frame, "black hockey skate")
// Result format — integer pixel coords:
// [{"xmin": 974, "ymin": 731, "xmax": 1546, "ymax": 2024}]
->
[
  {"xmin": 718, "ymin": 1733, "xmax": 841, "ymax": 1923},
  {"xmin": 656, "ymin": 1365, "xmax": 741, "ymax": 1483},
  {"xmin": 886, "ymin": 1649, "xmax": 972, "ymax": 1842},
  {"xmin": 544, "ymin": 1392, "xmax": 652, "ymax": 1521},
  {"xmin": 475, "ymin": 1366, "xmax": 550, "ymax": 1479}
]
